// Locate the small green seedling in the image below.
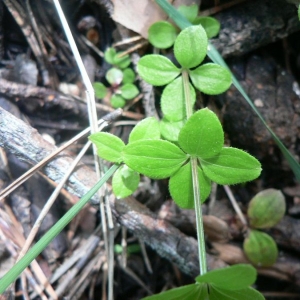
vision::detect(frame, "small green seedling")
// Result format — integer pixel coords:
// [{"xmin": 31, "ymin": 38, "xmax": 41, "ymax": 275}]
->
[
  {"xmin": 93, "ymin": 48, "xmax": 139, "ymax": 108},
  {"xmin": 90, "ymin": 24, "xmax": 264, "ymax": 300},
  {"xmin": 148, "ymin": 4, "xmax": 220, "ymax": 49},
  {"xmin": 243, "ymin": 189, "xmax": 285, "ymax": 267}
]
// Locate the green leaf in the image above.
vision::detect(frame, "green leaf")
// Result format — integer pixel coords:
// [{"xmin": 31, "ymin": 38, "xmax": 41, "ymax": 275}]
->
[
  {"xmin": 142, "ymin": 283, "xmax": 208, "ymax": 300},
  {"xmin": 111, "ymin": 94, "xmax": 125, "ymax": 108},
  {"xmin": 93, "ymin": 82, "xmax": 108, "ymax": 99},
  {"xmin": 129, "ymin": 117, "xmax": 161, "ymax": 143},
  {"xmin": 113, "ymin": 52, "xmax": 131, "ymax": 69},
  {"xmin": 137, "ymin": 55, "xmax": 180, "ymax": 86},
  {"xmin": 200, "ymin": 147, "xmax": 261, "ymax": 185},
  {"xmin": 123, "ymin": 68, "xmax": 135, "ymax": 84},
  {"xmin": 112, "ymin": 165, "xmax": 140, "ymax": 198},
  {"xmin": 243, "ymin": 230, "xmax": 278, "ymax": 267},
  {"xmin": 193, "ymin": 17, "xmax": 220, "ymax": 39},
  {"xmin": 248, "ymin": 189, "xmax": 286, "ymax": 229},
  {"xmin": 178, "ymin": 108, "xmax": 224, "ymax": 158},
  {"xmin": 160, "ymin": 118, "xmax": 184, "ymax": 142},
  {"xmin": 209, "ymin": 285, "xmax": 265, "ymax": 300},
  {"xmin": 174, "ymin": 25, "xmax": 208, "ymax": 69},
  {"xmin": 104, "ymin": 47, "xmax": 116, "ymax": 65},
  {"xmin": 177, "ymin": 4, "xmax": 198, "ymax": 23},
  {"xmin": 161, "ymin": 76, "xmax": 196, "ymax": 122},
  {"xmin": 195, "ymin": 264, "xmax": 256, "ymax": 290},
  {"xmin": 120, "ymin": 83, "xmax": 139, "ymax": 100},
  {"xmin": 298, "ymin": 4, "xmax": 300, "ymax": 20},
  {"xmin": 148, "ymin": 21, "xmax": 177, "ymax": 49},
  {"xmin": 169, "ymin": 162, "xmax": 211, "ymax": 208},
  {"xmin": 89, "ymin": 132, "xmax": 125, "ymax": 163},
  {"xmin": 123, "ymin": 140, "xmax": 188, "ymax": 179},
  {"xmin": 106, "ymin": 68, "xmax": 123, "ymax": 85},
  {"xmin": 189, "ymin": 63, "xmax": 232, "ymax": 95}
]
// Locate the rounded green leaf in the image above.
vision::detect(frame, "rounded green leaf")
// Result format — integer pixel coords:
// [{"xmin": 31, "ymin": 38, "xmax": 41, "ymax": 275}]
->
[
  {"xmin": 120, "ymin": 83, "xmax": 139, "ymax": 100},
  {"xmin": 122, "ymin": 140, "xmax": 188, "ymax": 179},
  {"xmin": 106, "ymin": 68, "xmax": 123, "ymax": 85},
  {"xmin": 113, "ymin": 52, "xmax": 131, "ymax": 69},
  {"xmin": 104, "ymin": 47, "xmax": 116, "ymax": 65},
  {"xmin": 174, "ymin": 25, "xmax": 208, "ymax": 69},
  {"xmin": 160, "ymin": 118, "xmax": 184, "ymax": 142},
  {"xmin": 200, "ymin": 147, "xmax": 262, "ymax": 185},
  {"xmin": 143, "ymin": 283, "xmax": 208, "ymax": 300},
  {"xmin": 209, "ymin": 286, "xmax": 265, "ymax": 300},
  {"xmin": 201, "ymin": 147, "xmax": 261, "ymax": 184},
  {"xmin": 122, "ymin": 68, "xmax": 135, "ymax": 84},
  {"xmin": 169, "ymin": 162, "xmax": 211, "ymax": 208},
  {"xmin": 93, "ymin": 82, "xmax": 108, "ymax": 99},
  {"xmin": 89, "ymin": 132, "xmax": 125, "ymax": 163},
  {"xmin": 189, "ymin": 63, "xmax": 232, "ymax": 95},
  {"xmin": 193, "ymin": 16, "xmax": 220, "ymax": 38},
  {"xmin": 161, "ymin": 76, "xmax": 196, "ymax": 122},
  {"xmin": 248, "ymin": 189, "xmax": 286, "ymax": 229},
  {"xmin": 195, "ymin": 264, "xmax": 256, "ymax": 290},
  {"xmin": 243, "ymin": 230, "xmax": 278, "ymax": 267},
  {"xmin": 112, "ymin": 165, "xmax": 140, "ymax": 198},
  {"xmin": 129, "ymin": 117, "xmax": 160, "ymax": 143},
  {"xmin": 177, "ymin": 4, "xmax": 198, "ymax": 23},
  {"xmin": 137, "ymin": 55, "xmax": 180, "ymax": 86},
  {"xmin": 148, "ymin": 21, "xmax": 177, "ymax": 49},
  {"xmin": 178, "ymin": 108, "xmax": 224, "ymax": 158},
  {"xmin": 111, "ymin": 94, "xmax": 125, "ymax": 108}
]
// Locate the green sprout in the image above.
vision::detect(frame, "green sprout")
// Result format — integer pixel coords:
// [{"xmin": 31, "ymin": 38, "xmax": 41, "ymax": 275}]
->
[
  {"xmin": 90, "ymin": 24, "xmax": 265, "ymax": 300},
  {"xmin": 93, "ymin": 48, "xmax": 139, "ymax": 108}
]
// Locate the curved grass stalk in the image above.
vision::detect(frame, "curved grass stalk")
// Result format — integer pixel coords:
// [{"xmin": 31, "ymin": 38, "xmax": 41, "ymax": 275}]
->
[{"xmin": 0, "ymin": 164, "xmax": 119, "ymax": 294}]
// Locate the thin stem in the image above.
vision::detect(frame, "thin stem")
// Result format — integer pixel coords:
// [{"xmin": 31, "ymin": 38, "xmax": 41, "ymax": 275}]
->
[
  {"xmin": 191, "ymin": 157, "xmax": 207, "ymax": 275},
  {"xmin": 182, "ymin": 70, "xmax": 207, "ymax": 275}
]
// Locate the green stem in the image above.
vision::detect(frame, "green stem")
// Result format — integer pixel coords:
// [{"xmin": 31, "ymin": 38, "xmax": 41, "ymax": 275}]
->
[
  {"xmin": 182, "ymin": 70, "xmax": 207, "ymax": 275},
  {"xmin": 0, "ymin": 164, "xmax": 119, "ymax": 294}
]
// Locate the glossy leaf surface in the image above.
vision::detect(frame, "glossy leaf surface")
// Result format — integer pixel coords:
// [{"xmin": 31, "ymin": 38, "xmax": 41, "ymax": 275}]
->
[
  {"xmin": 201, "ymin": 147, "xmax": 261, "ymax": 184},
  {"xmin": 89, "ymin": 132, "xmax": 124, "ymax": 163},
  {"xmin": 148, "ymin": 21, "xmax": 177, "ymax": 49},
  {"xmin": 112, "ymin": 165, "xmax": 140, "ymax": 198},
  {"xmin": 169, "ymin": 162, "xmax": 211, "ymax": 208},
  {"xmin": 189, "ymin": 63, "xmax": 232, "ymax": 95},
  {"xmin": 174, "ymin": 25, "xmax": 207, "ymax": 69},
  {"xmin": 129, "ymin": 117, "xmax": 161, "ymax": 143},
  {"xmin": 137, "ymin": 55, "xmax": 180, "ymax": 86},
  {"xmin": 178, "ymin": 108, "xmax": 224, "ymax": 158},
  {"xmin": 122, "ymin": 68, "xmax": 135, "ymax": 84},
  {"xmin": 123, "ymin": 140, "xmax": 188, "ymax": 179},
  {"xmin": 161, "ymin": 76, "xmax": 196, "ymax": 121}
]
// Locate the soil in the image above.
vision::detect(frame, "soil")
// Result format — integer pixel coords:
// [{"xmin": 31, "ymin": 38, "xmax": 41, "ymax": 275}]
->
[{"xmin": 0, "ymin": 0, "xmax": 300, "ymax": 299}]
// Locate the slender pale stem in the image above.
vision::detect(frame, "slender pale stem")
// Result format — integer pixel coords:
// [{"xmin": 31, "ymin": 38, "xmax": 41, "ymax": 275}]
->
[{"xmin": 182, "ymin": 70, "xmax": 207, "ymax": 275}]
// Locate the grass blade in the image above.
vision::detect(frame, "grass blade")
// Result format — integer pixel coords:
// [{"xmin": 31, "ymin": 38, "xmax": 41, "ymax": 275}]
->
[{"xmin": 0, "ymin": 164, "xmax": 119, "ymax": 294}]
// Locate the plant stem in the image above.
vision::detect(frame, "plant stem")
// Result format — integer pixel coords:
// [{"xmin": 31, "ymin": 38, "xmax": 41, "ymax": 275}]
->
[{"xmin": 182, "ymin": 70, "xmax": 207, "ymax": 275}]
